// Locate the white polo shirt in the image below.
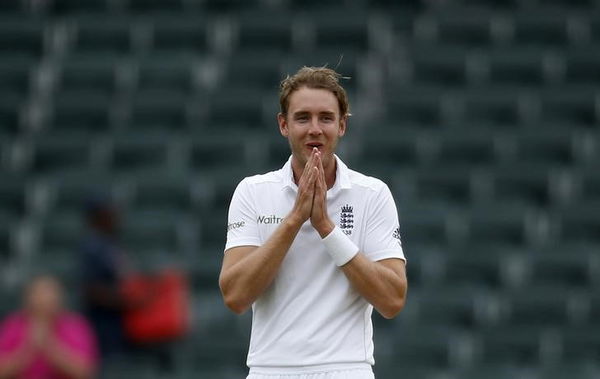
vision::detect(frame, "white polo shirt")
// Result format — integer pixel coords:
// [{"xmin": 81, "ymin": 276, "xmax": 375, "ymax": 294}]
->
[{"xmin": 225, "ymin": 155, "xmax": 405, "ymax": 369}]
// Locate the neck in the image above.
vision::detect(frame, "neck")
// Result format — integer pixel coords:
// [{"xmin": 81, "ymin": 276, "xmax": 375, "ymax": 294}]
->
[{"xmin": 291, "ymin": 154, "xmax": 337, "ymax": 190}]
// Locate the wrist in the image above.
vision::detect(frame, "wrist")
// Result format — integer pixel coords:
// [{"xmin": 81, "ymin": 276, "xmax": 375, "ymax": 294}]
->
[
  {"xmin": 315, "ymin": 219, "xmax": 335, "ymax": 239},
  {"xmin": 284, "ymin": 212, "xmax": 305, "ymax": 230},
  {"xmin": 321, "ymin": 226, "xmax": 359, "ymax": 266}
]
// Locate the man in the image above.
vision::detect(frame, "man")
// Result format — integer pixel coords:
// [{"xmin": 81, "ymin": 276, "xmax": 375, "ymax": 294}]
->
[
  {"xmin": 79, "ymin": 195, "xmax": 129, "ymax": 360},
  {"xmin": 219, "ymin": 67, "xmax": 407, "ymax": 379}
]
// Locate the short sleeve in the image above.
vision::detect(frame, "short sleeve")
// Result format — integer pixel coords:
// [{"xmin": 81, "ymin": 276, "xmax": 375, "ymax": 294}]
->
[
  {"xmin": 224, "ymin": 178, "xmax": 261, "ymax": 252},
  {"xmin": 0, "ymin": 314, "xmax": 23, "ymax": 357},
  {"xmin": 362, "ymin": 183, "xmax": 406, "ymax": 262},
  {"xmin": 59, "ymin": 314, "xmax": 99, "ymax": 369}
]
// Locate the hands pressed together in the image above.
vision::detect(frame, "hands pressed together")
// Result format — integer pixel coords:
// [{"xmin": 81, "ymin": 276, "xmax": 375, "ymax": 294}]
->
[{"xmin": 291, "ymin": 148, "xmax": 335, "ymax": 238}]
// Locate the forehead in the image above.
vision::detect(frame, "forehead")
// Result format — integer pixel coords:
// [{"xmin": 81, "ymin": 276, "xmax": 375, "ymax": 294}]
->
[
  {"xmin": 288, "ymin": 87, "xmax": 339, "ymax": 115},
  {"xmin": 28, "ymin": 277, "xmax": 60, "ymax": 293}
]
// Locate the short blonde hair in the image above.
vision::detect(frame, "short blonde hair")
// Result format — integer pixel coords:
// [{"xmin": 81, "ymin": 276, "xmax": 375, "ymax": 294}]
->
[{"xmin": 279, "ymin": 66, "xmax": 350, "ymax": 118}]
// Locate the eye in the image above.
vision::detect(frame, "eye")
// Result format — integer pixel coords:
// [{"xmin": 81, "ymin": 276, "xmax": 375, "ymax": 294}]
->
[{"xmin": 321, "ymin": 115, "xmax": 334, "ymax": 122}]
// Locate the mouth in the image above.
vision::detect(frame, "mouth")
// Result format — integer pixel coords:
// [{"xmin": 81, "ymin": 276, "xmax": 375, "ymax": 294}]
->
[{"xmin": 305, "ymin": 142, "xmax": 323, "ymax": 151}]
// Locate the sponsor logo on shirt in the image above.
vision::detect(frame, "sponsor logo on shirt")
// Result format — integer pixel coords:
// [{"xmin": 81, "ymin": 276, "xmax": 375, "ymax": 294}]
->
[
  {"xmin": 257, "ymin": 215, "xmax": 284, "ymax": 224},
  {"xmin": 393, "ymin": 227, "xmax": 401, "ymax": 243},
  {"xmin": 340, "ymin": 204, "xmax": 354, "ymax": 235},
  {"xmin": 227, "ymin": 221, "xmax": 246, "ymax": 232}
]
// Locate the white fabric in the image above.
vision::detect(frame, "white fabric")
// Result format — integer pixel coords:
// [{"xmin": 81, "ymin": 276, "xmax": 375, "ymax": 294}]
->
[
  {"xmin": 322, "ymin": 226, "xmax": 359, "ymax": 266},
  {"xmin": 225, "ymin": 155, "xmax": 405, "ymax": 369},
  {"xmin": 247, "ymin": 364, "xmax": 374, "ymax": 379}
]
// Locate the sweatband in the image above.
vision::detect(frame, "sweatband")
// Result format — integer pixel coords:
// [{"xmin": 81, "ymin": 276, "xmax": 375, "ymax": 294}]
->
[{"xmin": 322, "ymin": 226, "xmax": 359, "ymax": 266}]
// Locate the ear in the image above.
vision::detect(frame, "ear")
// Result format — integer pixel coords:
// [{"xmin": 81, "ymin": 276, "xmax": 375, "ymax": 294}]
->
[
  {"xmin": 338, "ymin": 115, "xmax": 347, "ymax": 137},
  {"xmin": 277, "ymin": 113, "xmax": 289, "ymax": 137}
]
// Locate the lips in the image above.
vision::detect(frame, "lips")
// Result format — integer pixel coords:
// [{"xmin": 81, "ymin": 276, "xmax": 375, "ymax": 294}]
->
[{"xmin": 306, "ymin": 142, "xmax": 323, "ymax": 149}]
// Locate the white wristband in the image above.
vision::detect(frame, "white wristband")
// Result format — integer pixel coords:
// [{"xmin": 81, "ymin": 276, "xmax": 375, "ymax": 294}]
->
[{"xmin": 322, "ymin": 226, "xmax": 359, "ymax": 266}]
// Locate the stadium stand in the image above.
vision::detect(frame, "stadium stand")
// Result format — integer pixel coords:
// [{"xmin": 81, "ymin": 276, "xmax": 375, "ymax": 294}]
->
[{"xmin": 0, "ymin": 0, "xmax": 599, "ymax": 378}]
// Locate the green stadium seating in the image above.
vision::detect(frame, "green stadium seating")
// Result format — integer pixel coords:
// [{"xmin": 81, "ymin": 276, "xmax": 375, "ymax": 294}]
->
[
  {"xmin": 556, "ymin": 204, "xmax": 600, "ymax": 244},
  {"xmin": 527, "ymin": 250, "xmax": 593, "ymax": 288},
  {"xmin": 434, "ymin": 132, "xmax": 497, "ymax": 168},
  {"xmin": 57, "ymin": 54, "xmax": 119, "ymax": 96},
  {"xmin": 190, "ymin": 135, "xmax": 248, "ymax": 173},
  {"xmin": 110, "ymin": 133, "xmax": 171, "ymax": 174},
  {"xmin": 71, "ymin": 17, "xmax": 132, "ymax": 54},
  {"xmin": 50, "ymin": 0, "xmax": 114, "ymax": 13},
  {"xmin": 411, "ymin": 286, "xmax": 479, "ymax": 328},
  {"xmin": 577, "ymin": 169, "xmax": 600, "ymax": 205},
  {"xmin": 474, "ymin": 325, "xmax": 543, "ymax": 366},
  {"xmin": 47, "ymin": 172, "xmax": 113, "ymax": 215},
  {"xmin": 0, "ymin": 175, "xmax": 27, "ymax": 218},
  {"xmin": 222, "ymin": 51, "xmax": 285, "ymax": 91},
  {"xmin": 0, "ymin": 216, "xmax": 12, "ymax": 261},
  {"xmin": 561, "ymin": 326, "xmax": 600, "ymax": 364},
  {"xmin": 512, "ymin": 11, "xmax": 571, "ymax": 47},
  {"xmin": 539, "ymin": 363, "xmax": 600, "ymax": 379},
  {"xmin": 30, "ymin": 133, "xmax": 94, "ymax": 175},
  {"xmin": 0, "ymin": 55, "xmax": 34, "ymax": 98},
  {"xmin": 37, "ymin": 212, "xmax": 84, "ymax": 270},
  {"xmin": 509, "ymin": 129, "xmax": 576, "ymax": 168},
  {"xmin": 452, "ymin": 364, "xmax": 537, "ymax": 379},
  {"xmin": 128, "ymin": 89, "xmax": 189, "ymax": 131},
  {"xmin": 486, "ymin": 48, "xmax": 546, "ymax": 87},
  {"xmin": 135, "ymin": 55, "xmax": 196, "ymax": 93},
  {"xmin": 126, "ymin": 0, "xmax": 187, "ymax": 13},
  {"xmin": 203, "ymin": 88, "xmax": 267, "ymax": 129},
  {"xmin": 236, "ymin": 11, "xmax": 295, "ymax": 53},
  {"xmin": 129, "ymin": 173, "xmax": 193, "ymax": 215},
  {"xmin": 413, "ymin": 167, "xmax": 472, "ymax": 207},
  {"xmin": 539, "ymin": 88, "xmax": 598, "ymax": 127},
  {"xmin": 466, "ymin": 205, "xmax": 529, "ymax": 247},
  {"xmin": 500, "ymin": 285, "xmax": 572, "ymax": 327},
  {"xmin": 49, "ymin": 91, "xmax": 113, "ymax": 132},
  {"xmin": 410, "ymin": 47, "xmax": 468, "ymax": 88},
  {"xmin": 0, "ymin": 92, "xmax": 22, "ymax": 136},
  {"xmin": 2, "ymin": 1, "xmax": 600, "ymax": 377},
  {"xmin": 392, "ymin": 325, "xmax": 455, "ymax": 369},
  {"xmin": 460, "ymin": 89, "xmax": 521, "ymax": 126},
  {"xmin": 120, "ymin": 211, "xmax": 186, "ymax": 260},
  {"xmin": 564, "ymin": 51, "xmax": 600, "ymax": 84},
  {"xmin": 442, "ymin": 247, "xmax": 505, "ymax": 289},
  {"xmin": 312, "ymin": 12, "xmax": 371, "ymax": 51},
  {"xmin": 150, "ymin": 15, "xmax": 209, "ymax": 54},
  {"xmin": 0, "ymin": 16, "xmax": 44, "ymax": 58},
  {"xmin": 432, "ymin": 9, "xmax": 494, "ymax": 47},
  {"xmin": 490, "ymin": 168, "xmax": 551, "ymax": 207},
  {"xmin": 385, "ymin": 87, "xmax": 442, "ymax": 127},
  {"xmin": 397, "ymin": 203, "xmax": 449, "ymax": 246}
]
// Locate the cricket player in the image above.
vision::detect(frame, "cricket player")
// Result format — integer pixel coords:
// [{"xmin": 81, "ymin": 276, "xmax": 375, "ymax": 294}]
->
[{"xmin": 219, "ymin": 66, "xmax": 407, "ymax": 379}]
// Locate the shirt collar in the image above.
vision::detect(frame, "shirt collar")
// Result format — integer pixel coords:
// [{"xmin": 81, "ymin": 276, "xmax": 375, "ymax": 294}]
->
[{"xmin": 281, "ymin": 154, "xmax": 352, "ymax": 192}]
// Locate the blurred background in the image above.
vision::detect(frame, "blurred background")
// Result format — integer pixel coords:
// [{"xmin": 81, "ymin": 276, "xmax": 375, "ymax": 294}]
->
[{"xmin": 0, "ymin": 0, "xmax": 599, "ymax": 378}]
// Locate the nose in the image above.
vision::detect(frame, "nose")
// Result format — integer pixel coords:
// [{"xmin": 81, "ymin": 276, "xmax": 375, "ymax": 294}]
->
[{"xmin": 308, "ymin": 116, "xmax": 323, "ymax": 135}]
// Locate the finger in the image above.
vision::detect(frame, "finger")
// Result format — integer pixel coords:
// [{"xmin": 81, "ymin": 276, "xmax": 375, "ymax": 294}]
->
[
  {"xmin": 301, "ymin": 148, "xmax": 318, "ymax": 182},
  {"xmin": 310, "ymin": 166, "xmax": 318, "ymax": 186},
  {"xmin": 315, "ymin": 155, "xmax": 325, "ymax": 189},
  {"xmin": 317, "ymin": 152, "xmax": 325, "ymax": 177}
]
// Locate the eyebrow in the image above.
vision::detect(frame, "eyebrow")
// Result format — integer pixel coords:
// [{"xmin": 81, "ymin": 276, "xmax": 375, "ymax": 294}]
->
[{"xmin": 292, "ymin": 110, "xmax": 336, "ymax": 117}]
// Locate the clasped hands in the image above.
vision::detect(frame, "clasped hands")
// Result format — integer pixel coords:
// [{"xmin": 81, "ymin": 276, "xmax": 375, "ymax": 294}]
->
[{"xmin": 291, "ymin": 147, "xmax": 335, "ymax": 238}]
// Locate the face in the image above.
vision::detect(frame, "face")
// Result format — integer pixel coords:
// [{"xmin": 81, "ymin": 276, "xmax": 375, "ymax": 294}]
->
[
  {"xmin": 25, "ymin": 276, "xmax": 63, "ymax": 319},
  {"xmin": 278, "ymin": 87, "xmax": 347, "ymax": 171}
]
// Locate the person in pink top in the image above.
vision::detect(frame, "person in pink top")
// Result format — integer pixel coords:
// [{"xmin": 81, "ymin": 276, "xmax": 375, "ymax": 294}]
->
[{"xmin": 0, "ymin": 274, "xmax": 98, "ymax": 379}]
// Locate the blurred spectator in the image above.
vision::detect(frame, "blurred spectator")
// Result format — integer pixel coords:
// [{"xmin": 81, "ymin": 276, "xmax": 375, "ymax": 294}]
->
[
  {"xmin": 79, "ymin": 195, "xmax": 180, "ymax": 374},
  {"xmin": 0, "ymin": 274, "xmax": 98, "ymax": 379},
  {"xmin": 79, "ymin": 195, "xmax": 129, "ymax": 361}
]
